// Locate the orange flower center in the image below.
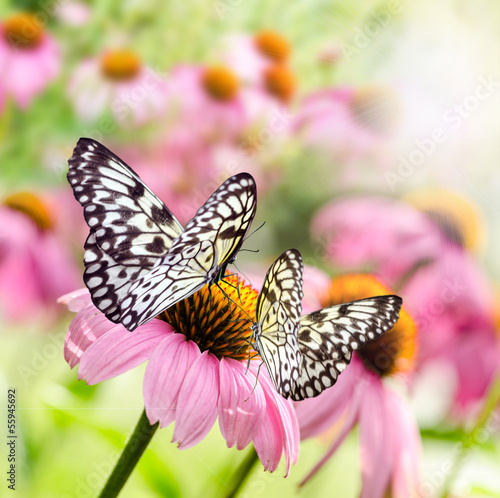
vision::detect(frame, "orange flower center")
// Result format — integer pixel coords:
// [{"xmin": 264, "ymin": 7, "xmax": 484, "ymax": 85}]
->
[
  {"xmin": 264, "ymin": 65, "xmax": 296, "ymax": 103},
  {"xmin": 2, "ymin": 13, "xmax": 44, "ymax": 49},
  {"xmin": 320, "ymin": 274, "xmax": 416, "ymax": 377},
  {"xmin": 160, "ymin": 274, "xmax": 258, "ymax": 360},
  {"xmin": 202, "ymin": 65, "xmax": 239, "ymax": 102},
  {"xmin": 254, "ymin": 30, "xmax": 291, "ymax": 63},
  {"xmin": 349, "ymin": 86, "xmax": 401, "ymax": 134},
  {"xmin": 4, "ymin": 192, "xmax": 53, "ymax": 230},
  {"xmin": 100, "ymin": 49, "xmax": 141, "ymax": 81}
]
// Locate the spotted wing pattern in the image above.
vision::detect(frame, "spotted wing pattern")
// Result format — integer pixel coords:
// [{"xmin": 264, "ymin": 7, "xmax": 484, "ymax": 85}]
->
[
  {"xmin": 68, "ymin": 138, "xmax": 184, "ymax": 322},
  {"xmin": 252, "ymin": 249, "xmax": 304, "ymax": 397},
  {"xmin": 289, "ymin": 295, "xmax": 403, "ymax": 401},
  {"xmin": 119, "ymin": 173, "xmax": 257, "ymax": 331}
]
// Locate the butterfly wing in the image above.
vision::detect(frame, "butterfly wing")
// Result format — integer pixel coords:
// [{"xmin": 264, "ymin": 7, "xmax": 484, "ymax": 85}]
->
[
  {"xmin": 68, "ymin": 138, "xmax": 184, "ymax": 321},
  {"xmin": 119, "ymin": 173, "xmax": 257, "ymax": 331},
  {"xmin": 289, "ymin": 295, "xmax": 403, "ymax": 400},
  {"xmin": 253, "ymin": 249, "xmax": 304, "ymax": 397}
]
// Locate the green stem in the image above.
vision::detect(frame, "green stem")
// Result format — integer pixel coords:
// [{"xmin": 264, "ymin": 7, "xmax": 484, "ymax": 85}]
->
[
  {"xmin": 440, "ymin": 370, "xmax": 500, "ymax": 497},
  {"xmin": 223, "ymin": 447, "xmax": 260, "ymax": 498},
  {"xmin": 97, "ymin": 409, "xmax": 159, "ymax": 498}
]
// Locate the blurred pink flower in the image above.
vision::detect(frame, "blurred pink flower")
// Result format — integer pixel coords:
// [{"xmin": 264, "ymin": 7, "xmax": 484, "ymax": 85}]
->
[
  {"xmin": 67, "ymin": 49, "xmax": 168, "ymax": 124},
  {"xmin": 60, "ymin": 276, "xmax": 299, "ymax": 475},
  {"xmin": 294, "ymin": 86, "xmax": 400, "ymax": 170},
  {"xmin": 311, "ymin": 196, "xmax": 442, "ymax": 284},
  {"xmin": 164, "ymin": 64, "xmax": 249, "ymax": 140},
  {"xmin": 0, "ymin": 13, "xmax": 60, "ymax": 109},
  {"xmin": 403, "ymin": 245, "xmax": 499, "ymax": 414},
  {"xmin": 312, "ymin": 194, "xmax": 500, "ymax": 415},
  {"xmin": 295, "ymin": 271, "xmax": 421, "ymax": 496},
  {"xmin": 0, "ymin": 192, "xmax": 81, "ymax": 323}
]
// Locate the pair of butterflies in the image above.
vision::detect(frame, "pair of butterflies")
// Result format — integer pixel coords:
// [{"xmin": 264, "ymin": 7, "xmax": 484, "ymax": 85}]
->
[{"xmin": 68, "ymin": 138, "xmax": 402, "ymax": 401}]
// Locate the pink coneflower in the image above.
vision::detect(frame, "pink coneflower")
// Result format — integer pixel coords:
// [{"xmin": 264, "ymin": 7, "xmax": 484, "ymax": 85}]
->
[
  {"xmin": 0, "ymin": 13, "xmax": 60, "ymax": 109},
  {"xmin": 0, "ymin": 192, "xmax": 81, "ymax": 323},
  {"xmin": 67, "ymin": 49, "xmax": 168, "ymax": 124},
  {"xmin": 295, "ymin": 274, "xmax": 421, "ymax": 497},
  {"xmin": 311, "ymin": 191, "xmax": 500, "ymax": 416},
  {"xmin": 61, "ymin": 275, "xmax": 299, "ymax": 475},
  {"xmin": 164, "ymin": 64, "xmax": 249, "ymax": 141}
]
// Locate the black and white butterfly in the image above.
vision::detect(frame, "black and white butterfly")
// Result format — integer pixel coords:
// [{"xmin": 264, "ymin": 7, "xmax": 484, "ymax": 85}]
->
[
  {"xmin": 68, "ymin": 138, "xmax": 257, "ymax": 331},
  {"xmin": 252, "ymin": 249, "xmax": 403, "ymax": 401}
]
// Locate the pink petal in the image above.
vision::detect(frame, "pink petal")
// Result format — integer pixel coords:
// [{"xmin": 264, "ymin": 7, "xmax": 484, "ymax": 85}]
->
[
  {"xmin": 57, "ymin": 288, "xmax": 92, "ymax": 312},
  {"xmin": 144, "ymin": 335, "xmax": 200, "ymax": 427},
  {"xmin": 359, "ymin": 376, "xmax": 394, "ymax": 498},
  {"xmin": 218, "ymin": 358, "xmax": 266, "ymax": 450},
  {"xmin": 78, "ymin": 320, "xmax": 173, "ymax": 384},
  {"xmin": 253, "ymin": 369, "xmax": 300, "ymax": 476},
  {"xmin": 252, "ymin": 391, "xmax": 284, "ymax": 473},
  {"xmin": 172, "ymin": 351, "xmax": 220, "ymax": 449}
]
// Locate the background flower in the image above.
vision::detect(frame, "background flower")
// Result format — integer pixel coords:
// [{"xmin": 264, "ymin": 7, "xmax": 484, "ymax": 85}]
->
[{"xmin": 0, "ymin": 12, "xmax": 60, "ymax": 109}]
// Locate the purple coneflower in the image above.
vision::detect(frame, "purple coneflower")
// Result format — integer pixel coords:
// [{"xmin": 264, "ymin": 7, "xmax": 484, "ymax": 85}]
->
[{"xmin": 60, "ymin": 274, "xmax": 299, "ymax": 475}]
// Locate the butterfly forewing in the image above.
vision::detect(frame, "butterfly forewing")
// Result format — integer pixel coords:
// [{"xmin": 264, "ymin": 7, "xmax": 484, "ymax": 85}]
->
[
  {"xmin": 253, "ymin": 249, "xmax": 304, "ymax": 397},
  {"xmin": 118, "ymin": 173, "xmax": 257, "ymax": 331},
  {"xmin": 290, "ymin": 295, "xmax": 403, "ymax": 400},
  {"xmin": 68, "ymin": 138, "xmax": 184, "ymax": 321}
]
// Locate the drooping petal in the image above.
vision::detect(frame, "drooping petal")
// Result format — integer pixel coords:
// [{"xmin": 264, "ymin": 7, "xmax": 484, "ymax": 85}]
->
[
  {"xmin": 253, "ymin": 369, "xmax": 300, "ymax": 476},
  {"xmin": 218, "ymin": 358, "xmax": 266, "ymax": 450},
  {"xmin": 172, "ymin": 351, "xmax": 220, "ymax": 449},
  {"xmin": 359, "ymin": 374, "xmax": 394, "ymax": 498},
  {"xmin": 57, "ymin": 288, "xmax": 92, "ymax": 312},
  {"xmin": 78, "ymin": 320, "xmax": 173, "ymax": 384},
  {"xmin": 144, "ymin": 334, "xmax": 200, "ymax": 428}
]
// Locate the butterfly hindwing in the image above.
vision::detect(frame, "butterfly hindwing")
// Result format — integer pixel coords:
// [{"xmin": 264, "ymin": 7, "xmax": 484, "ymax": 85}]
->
[
  {"xmin": 119, "ymin": 173, "xmax": 257, "ymax": 331},
  {"xmin": 68, "ymin": 138, "xmax": 183, "ymax": 321},
  {"xmin": 290, "ymin": 295, "xmax": 403, "ymax": 400},
  {"xmin": 253, "ymin": 249, "xmax": 304, "ymax": 397}
]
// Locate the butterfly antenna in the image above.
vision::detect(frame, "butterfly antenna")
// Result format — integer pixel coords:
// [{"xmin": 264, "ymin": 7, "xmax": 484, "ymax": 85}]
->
[
  {"xmin": 220, "ymin": 272, "xmax": 243, "ymax": 304},
  {"xmin": 243, "ymin": 221, "xmax": 266, "ymax": 242},
  {"xmin": 214, "ymin": 280, "xmax": 254, "ymax": 322}
]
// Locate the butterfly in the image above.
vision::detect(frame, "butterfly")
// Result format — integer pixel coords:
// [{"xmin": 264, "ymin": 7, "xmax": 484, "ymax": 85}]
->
[
  {"xmin": 252, "ymin": 249, "xmax": 403, "ymax": 400},
  {"xmin": 68, "ymin": 138, "xmax": 257, "ymax": 331}
]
